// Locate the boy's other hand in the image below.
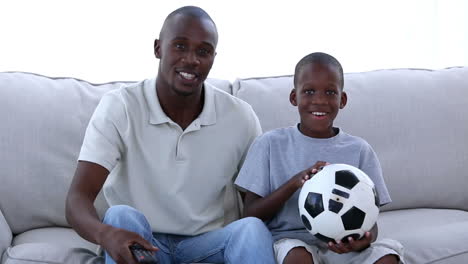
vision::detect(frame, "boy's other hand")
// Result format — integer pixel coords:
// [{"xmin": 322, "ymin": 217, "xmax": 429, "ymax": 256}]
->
[
  {"xmin": 310, "ymin": 161, "xmax": 330, "ymax": 176},
  {"xmin": 327, "ymin": 231, "xmax": 373, "ymax": 254},
  {"xmin": 295, "ymin": 161, "xmax": 330, "ymax": 187}
]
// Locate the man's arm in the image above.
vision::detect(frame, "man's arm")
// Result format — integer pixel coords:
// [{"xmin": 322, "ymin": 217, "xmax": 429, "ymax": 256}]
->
[
  {"xmin": 65, "ymin": 161, "xmax": 109, "ymax": 244},
  {"xmin": 66, "ymin": 161, "xmax": 156, "ymax": 263},
  {"xmin": 243, "ymin": 161, "xmax": 329, "ymax": 221}
]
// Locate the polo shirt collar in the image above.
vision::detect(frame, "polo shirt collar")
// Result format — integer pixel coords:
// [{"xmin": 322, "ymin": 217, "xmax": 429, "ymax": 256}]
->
[{"xmin": 145, "ymin": 78, "xmax": 217, "ymax": 126}]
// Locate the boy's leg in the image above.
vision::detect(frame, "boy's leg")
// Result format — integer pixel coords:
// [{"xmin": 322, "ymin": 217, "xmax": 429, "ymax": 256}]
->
[
  {"xmin": 374, "ymin": 254, "xmax": 399, "ymax": 264},
  {"xmin": 102, "ymin": 205, "xmax": 172, "ymax": 264},
  {"xmin": 274, "ymin": 238, "xmax": 319, "ymax": 264},
  {"xmin": 283, "ymin": 248, "xmax": 314, "ymax": 264},
  {"xmin": 174, "ymin": 217, "xmax": 275, "ymax": 264},
  {"xmin": 319, "ymin": 238, "xmax": 404, "ymax": 264}
]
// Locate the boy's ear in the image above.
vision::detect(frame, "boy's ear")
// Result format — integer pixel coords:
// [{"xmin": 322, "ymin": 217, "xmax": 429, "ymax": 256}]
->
[
  {"xmin": 290, "ymin": 89, "xmax": 298, "ymax": 106},
  {"xmin": 154, "ymin": 39, "xmax": 161, "ymax": 59},
  {"xmin": 340, "ymin": 91, "xmax": 348, "ymax": 109}
]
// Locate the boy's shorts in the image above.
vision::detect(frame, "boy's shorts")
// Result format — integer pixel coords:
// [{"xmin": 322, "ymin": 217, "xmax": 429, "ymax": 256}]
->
[{"xmin": 273, "ymin": 238, "xmax": 405, "ymax": 264}]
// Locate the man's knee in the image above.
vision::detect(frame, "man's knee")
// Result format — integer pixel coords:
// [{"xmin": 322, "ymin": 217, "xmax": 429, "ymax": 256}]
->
[
  {"xmin": 103, "ymin": 205, "xmax": 144, "ymax": 227},
  {"xmin": 235, "ymin": 217, "xmax": 271, "ymax": 237}
]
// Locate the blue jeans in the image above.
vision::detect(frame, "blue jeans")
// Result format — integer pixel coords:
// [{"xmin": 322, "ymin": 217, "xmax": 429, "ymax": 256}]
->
[{"xmin": 103, "ymin": 205, "xmax": 275, "ymax": 264}]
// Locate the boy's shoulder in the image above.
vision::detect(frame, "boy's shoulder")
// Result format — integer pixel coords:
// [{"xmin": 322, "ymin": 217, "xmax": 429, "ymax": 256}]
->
[
  {"xmin": 259, "ymin": 126, "xmax": 297, "ymax": 141},
  {"xmin": 338, "ymin": 129, "xmax": 374, "ymax": 151}
]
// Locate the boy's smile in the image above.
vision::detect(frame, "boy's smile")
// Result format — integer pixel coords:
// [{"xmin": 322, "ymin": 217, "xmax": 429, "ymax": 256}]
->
[{"xmin": 290, "ymin": 62, "xmax": 347, "ymax": 138}]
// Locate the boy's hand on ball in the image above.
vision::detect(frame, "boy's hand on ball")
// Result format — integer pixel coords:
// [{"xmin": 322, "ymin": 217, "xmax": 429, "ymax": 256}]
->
[
  {"xmin": 310, "ymin": 161, "xmax": 330, "ymax": 176},
  {"xmin": 296, "ymin": 161, "xmax": 330, "ymax": 187},
  {"xmin": 327, "ymin": 231, "xmax": 373, "ymax": 253}
]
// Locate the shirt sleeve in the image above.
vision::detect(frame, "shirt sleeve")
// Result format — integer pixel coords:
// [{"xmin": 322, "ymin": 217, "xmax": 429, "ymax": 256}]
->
[
  {"xmin": 78, "ymin": 91, "xmax": 126, "ymax": 172},
  {"xmin": 235, "ymin": 134, "xmax": 271, "ymax": 198},
  {"xmin": 237, "ymin": 105, "xmax": 263, "ymax": 172},
  {"xmin": 359, "ymin": 142, "xmax": 392, "ymax": 206}
]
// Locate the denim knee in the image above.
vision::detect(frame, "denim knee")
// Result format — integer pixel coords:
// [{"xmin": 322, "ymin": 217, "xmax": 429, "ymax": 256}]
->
[
  {"xmin": 103, "ymin": 205, "xmax": 148, "ymax": 230},
  {"xmin": 235, "ymin": 217, "xmax": 271, "ymax": 238}
]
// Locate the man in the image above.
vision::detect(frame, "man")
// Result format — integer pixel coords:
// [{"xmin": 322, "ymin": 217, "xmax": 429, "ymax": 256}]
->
[{"xmin": 66, "ymin": 6, "xmax": 275, "ymax": 264}]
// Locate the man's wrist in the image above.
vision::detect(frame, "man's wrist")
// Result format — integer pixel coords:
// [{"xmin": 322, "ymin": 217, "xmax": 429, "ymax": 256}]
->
[{"xmin": 95, "ymin": 223, "xmax": 111, "ymax": 245}]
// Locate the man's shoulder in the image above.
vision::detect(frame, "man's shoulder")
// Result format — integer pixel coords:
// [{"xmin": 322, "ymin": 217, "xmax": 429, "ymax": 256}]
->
[
  {"xmin": 207, "ymin": 83, "xmax": 258, "ymax": 121},
  {"xmin": 101, "ymin": 79, "xmax": 144, "ymax": 100},
  {"xmin": 208, "ymin": 83, "xmax": 250, "ymax": 108}
]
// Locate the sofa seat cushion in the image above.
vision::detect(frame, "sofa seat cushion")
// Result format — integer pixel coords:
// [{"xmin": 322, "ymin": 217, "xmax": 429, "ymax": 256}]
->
[
  {"xmin": 1, "ymin": 227, "xmax": 102, "ymax": 264},
  {"xmin": 12, "ymin": 227, "xmax": 97, "ymax": 251},
  {"xmin": 378, "ymin": 208, "xmax": 468, "ymax": 264},
  {"xmin": 2, "ymin": 243, "xmax": 102, "ymax": 264}
]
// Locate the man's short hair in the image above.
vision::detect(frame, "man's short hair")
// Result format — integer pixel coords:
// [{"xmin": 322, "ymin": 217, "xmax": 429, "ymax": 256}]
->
[
  {"xmin": 294, "ymin": 52, "xmax": 344, "ymax": 89},
  {"xmin": 160, "ymin": 6, "xmax": 217, "ymax": 38}
]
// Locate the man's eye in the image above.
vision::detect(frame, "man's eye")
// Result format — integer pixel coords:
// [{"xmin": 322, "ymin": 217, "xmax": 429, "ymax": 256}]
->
[
  {"xmin": 197, "ymin": 48, "xmax": 211, "ymax": 56},
  {"xmin": 175, "ymin": 43, "xmax": 185, "ymax": 50}
]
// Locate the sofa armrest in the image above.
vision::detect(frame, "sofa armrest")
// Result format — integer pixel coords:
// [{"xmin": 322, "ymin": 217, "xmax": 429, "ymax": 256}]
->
[{"xmin": 0, "ymin": 208, "xmax": 12, "ymax": 259}]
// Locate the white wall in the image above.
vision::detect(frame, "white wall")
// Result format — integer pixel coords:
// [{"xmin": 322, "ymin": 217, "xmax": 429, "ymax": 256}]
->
[{"xmin": 1, "ymin": 0, "xmax": 467, "ymax": 83}]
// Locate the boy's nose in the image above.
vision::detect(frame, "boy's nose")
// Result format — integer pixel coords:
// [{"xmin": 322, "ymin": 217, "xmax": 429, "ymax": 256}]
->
[{"xmin": 311, "ymin": 94, "xmax": 328, "ymax": 105}]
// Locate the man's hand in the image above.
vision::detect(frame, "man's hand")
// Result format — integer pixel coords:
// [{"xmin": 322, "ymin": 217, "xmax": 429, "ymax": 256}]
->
[
  {"xmin": 327, "ymin": 231, "xmax": 373, "ymax": 254},
  {"xmin": 293, "ymin": 161, "xmax": 330, "ymax": 188},
  {"xmin": 98, "ymin": 225, "xmax": 158, "ymax": 264}
]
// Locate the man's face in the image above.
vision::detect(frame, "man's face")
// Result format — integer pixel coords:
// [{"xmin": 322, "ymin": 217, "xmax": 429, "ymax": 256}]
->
[
  {"xmin": 290, "ymin": 63, "xmax": 347, "ymax": 138},
  {"xmin": 155, "ymin": 14, "xmax": 217, "ymax": 96}
]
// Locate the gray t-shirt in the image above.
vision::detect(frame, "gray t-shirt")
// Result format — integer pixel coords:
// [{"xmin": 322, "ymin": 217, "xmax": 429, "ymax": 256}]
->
[{"xmin": 235, "ymin": 125, "xmax": 391, "ymax": 244}]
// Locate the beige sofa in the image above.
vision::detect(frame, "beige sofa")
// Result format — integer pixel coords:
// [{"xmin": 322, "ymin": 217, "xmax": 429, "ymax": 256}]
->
[{"xmin": 1, "ymin": 67, "xmax": 467, "ymax": 264}]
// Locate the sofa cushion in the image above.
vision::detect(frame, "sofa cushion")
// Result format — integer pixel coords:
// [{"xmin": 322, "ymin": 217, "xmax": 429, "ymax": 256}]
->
[
  {"xmin": 0, "ymin": 72, "xmax": 125, "ymax": 235},
  {"xmin": 7, "ymin": 228, "xmax": 101, "ymax": 264},
  {"xmin": 2, "ymin": 243, "xmax": 102, "ymax": 264},
  {"xmin": 233, "ymin": 67, "xmax": 468, "ymax": 212},
  {"xmin": 378, "ymin": 208, "xmax": 468, "ymax": 264},
  {"xmin": 11, "ymin": 227, "xmax": 97, "ymax": 252},
  {"xmin": 0, "ymin": 210, "xmax": 12, "ymax": 261}
]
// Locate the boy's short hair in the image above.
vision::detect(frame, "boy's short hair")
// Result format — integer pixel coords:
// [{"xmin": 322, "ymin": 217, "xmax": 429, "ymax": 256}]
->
[{"xmin": 293, "ymin": 52, "xmax": 344, "ymax": 89}]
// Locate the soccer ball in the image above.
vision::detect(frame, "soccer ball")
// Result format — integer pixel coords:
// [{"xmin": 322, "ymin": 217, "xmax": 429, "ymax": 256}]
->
[{"xmin": 298, "ymin": 163, "xmax": 379, "ymax": 243}]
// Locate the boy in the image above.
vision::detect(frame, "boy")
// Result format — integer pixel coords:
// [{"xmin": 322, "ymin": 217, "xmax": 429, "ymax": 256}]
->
[{"xmin": 235, "ymin": 52, "xmax": 404, "ymax": 264}]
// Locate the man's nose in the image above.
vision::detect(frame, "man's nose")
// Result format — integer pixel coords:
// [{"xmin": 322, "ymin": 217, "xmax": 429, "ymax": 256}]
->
[{"xmin": 182, "ymin": 51, "xmax": 200, "ymax": 65}]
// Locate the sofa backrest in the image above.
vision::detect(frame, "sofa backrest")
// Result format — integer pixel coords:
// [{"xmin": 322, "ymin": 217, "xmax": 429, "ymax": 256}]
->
[
  {"xmin": 233, "ymin": 67, "xmax": 468, "ymax": 212},
  {"xmin": 0, "ymin": 71, "xmax": 231, "ymax": 234}
]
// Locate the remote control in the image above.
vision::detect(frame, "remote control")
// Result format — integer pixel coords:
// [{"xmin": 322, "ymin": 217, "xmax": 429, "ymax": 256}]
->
[{"xmin": 129, "ymin": 244, "xmax": 158, "ymax": 264}]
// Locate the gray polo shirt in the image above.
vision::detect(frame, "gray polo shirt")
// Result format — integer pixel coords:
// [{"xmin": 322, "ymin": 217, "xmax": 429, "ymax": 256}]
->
[
  {"xmin": 79, "ymin": 78, "xmax": 261, "ymax": 235},
  {"xmin": 235, "ymin": 126, "xmax": 391, "ymax": 244}
]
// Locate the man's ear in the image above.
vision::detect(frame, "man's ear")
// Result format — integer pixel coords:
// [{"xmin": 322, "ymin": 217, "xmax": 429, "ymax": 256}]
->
[
  {"xmin": 154, "ymin": 39, "xmax": 161, "ymax": 59},
  {"xmin": 340, "ymin": 91, "xmax": 348, "ymax": 109},
  {"xmin": 290, "ymin": 89, "xmax": 298, "ymax": 106}
]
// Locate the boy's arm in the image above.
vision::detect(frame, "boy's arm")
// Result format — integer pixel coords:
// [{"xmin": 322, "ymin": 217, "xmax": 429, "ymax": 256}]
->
[{"xmin": 243, "ymin": 161, "xmax": 329, "ymax": 221}]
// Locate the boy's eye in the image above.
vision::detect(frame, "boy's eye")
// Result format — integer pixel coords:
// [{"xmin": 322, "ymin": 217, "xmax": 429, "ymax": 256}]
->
[
  {"xmin": 304, "ymin": 90, "xmax": 315, "ymax": 95},
  {"xmin": 326, "ymin": 90, "xmax": 338, "ymax": 95}
]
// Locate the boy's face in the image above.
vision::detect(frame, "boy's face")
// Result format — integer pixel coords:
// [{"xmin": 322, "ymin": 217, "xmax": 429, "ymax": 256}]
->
[
  {"xmin": 290, "ymin": 62, "xmax": 347, "ymax": 138},
  {"xmin": 155, "ymin": 14, "xmax": 218, "ymax": 96}
]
